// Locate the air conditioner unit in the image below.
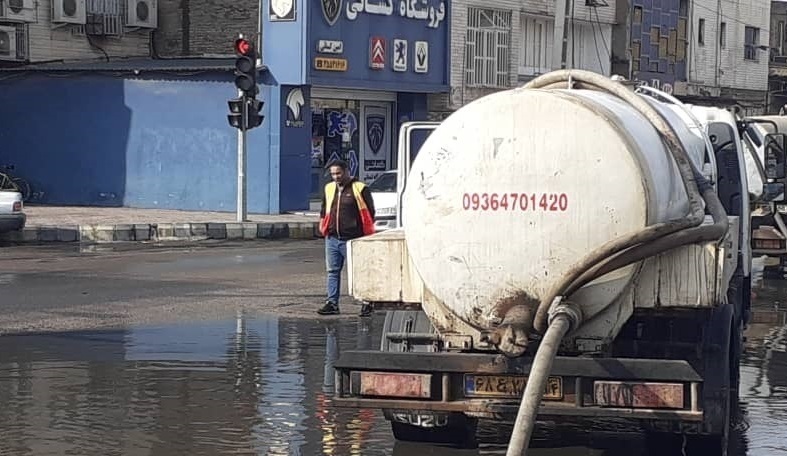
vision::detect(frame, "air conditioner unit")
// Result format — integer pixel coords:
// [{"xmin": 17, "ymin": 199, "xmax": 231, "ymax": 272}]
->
[
  {"xmin": 52, "ymin": 0, "xmax": 86, "ymax": 24},
  {"xmin": 1, "ymin": 0, "xmax": 36, "ymax": 23},
  {"xmin": 126, "ymin": 0, "xmax": 156, "ymax": 28},
  {"xmin": 0, "ymin": 25, "xmax": 18, "ymax": 61}
]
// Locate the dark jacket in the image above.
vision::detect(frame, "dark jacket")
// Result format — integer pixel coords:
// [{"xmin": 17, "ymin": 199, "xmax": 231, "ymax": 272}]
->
[{"xmin": 320, "ymin": 179, "xmax": 376, "ymax": 240}]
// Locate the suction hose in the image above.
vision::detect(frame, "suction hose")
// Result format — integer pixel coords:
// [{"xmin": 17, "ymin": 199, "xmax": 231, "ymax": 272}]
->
[
  {"xmin": 505, "ymin": 70, "xmax": 731, "ymax": 456},
  {"xmin": 506, "ymin": 300, "xmax": 581, "ymax": 456}
]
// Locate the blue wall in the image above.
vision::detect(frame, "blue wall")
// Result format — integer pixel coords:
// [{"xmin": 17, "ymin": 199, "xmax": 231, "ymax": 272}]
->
[
  {"xmin": 0, "ymin": 73, "xmax": 279, "ymax": 213},
  {"xmin": 307, "ymin": 0, "xmax": 449, "ymax": 91},
  {"xmin": 262, "ymin": 0, "xmax": 309, "ymax": 85},
  {"xmin": 631, "ymin": 0, "xmax": 688, "ymax": 87}
]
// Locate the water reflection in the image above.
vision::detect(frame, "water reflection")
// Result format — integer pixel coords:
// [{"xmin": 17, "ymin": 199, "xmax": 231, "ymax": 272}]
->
[{"xmin": 0, "ymin": 278, "xmax": 784, "ymax": 455}]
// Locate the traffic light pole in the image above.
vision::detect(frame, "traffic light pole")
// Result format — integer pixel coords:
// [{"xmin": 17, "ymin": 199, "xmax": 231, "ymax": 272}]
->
[{"xmin": 237, "ymin": 89, "xmax": 248, "ymax": 222}]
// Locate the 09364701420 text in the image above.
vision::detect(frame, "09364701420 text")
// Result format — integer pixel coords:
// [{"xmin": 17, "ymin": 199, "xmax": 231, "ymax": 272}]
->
[{"xmin": 461, "ymin": 192, "xmax": 569, "ymax": 212}]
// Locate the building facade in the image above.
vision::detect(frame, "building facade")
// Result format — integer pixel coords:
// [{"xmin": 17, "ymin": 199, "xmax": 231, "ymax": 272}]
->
[
  {"xmin": 674, "ymin": 0, "xmax": 771, "ymax": 114},
  {"xmin": 768, "ymin": 0, "xmax": 787, "ymax": 113},
  {"xmin": 0, "ymin": 0, "xmax": 154, "ymax": 65},
  {"xmin": 428, "ymin": 0, "xmax": 615, "ymax": 119},
  {"xmin": 624, "ymin": 0, "xmax": 690, "ymax": 92},
  {"xmin": 262, "ymin": 0, "xmax": 450, "ymax": 201}
]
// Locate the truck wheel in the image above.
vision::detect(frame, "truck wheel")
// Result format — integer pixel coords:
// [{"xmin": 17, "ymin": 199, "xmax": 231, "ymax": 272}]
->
[
  {"xmin": 685, "ymin": 310, "xmax": 734, "ymax": 456},
  {"xmin": 381, "ymin": 311, "xmax": 479, "ymax": 448},
  {"xmin": 390, "ymin": 414, "xmax": 478, "ymax": 448}
]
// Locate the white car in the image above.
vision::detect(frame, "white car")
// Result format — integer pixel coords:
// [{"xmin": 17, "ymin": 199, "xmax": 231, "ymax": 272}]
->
[
  {"xmin": 0, "ymin": 190, "xmax": 26, "ymax": 233},
  {"xmin": 368, "ymin": 170, "xmax": 398, "ymax": 232}
]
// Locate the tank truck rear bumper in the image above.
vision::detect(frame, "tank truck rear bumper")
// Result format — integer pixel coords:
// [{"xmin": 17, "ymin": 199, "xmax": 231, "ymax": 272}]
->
[{"xmin": 333, "ymin": 350, "xmax": 705, "ymax": 428}]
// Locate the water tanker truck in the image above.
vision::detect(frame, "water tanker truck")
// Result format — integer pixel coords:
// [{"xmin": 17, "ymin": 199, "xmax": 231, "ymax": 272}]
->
[{"xmin": 331, "ymin": 70, "xmax": 787, "ymax": 455}]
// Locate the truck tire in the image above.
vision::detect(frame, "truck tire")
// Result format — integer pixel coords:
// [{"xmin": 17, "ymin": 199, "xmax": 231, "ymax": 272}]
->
[
  {"xmin": 685, "ymin": 306, "xmax": 734, "ymax": 456},
  {"xmin": 381, "ymin": 310, "xmax": 479, "ymax": 448},
  {"xmin": 390, "ymin": 415, "xmax": 478, "ymax": 449}
]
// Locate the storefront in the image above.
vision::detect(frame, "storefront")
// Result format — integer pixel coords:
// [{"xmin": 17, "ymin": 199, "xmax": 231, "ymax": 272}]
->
[
  {"xmin": 309, "ymin": 88, "xmax": 397, "ymax": 196},
  {"xmin": 262, "ymin": 0, "xmax": 450, "ymax": 207}
]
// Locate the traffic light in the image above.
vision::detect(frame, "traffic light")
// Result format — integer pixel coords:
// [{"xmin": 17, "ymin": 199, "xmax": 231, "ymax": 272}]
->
[
  {"xmin": 227, "ymin": 97, "xmax": 265, "ymax": 130},
  {"xmin": 246, "ymin": 98, "xmax": 264, "ymax": 129},
  {"xmin": 227, "ymin": 97, "xmax": 244, "ymax": 129},
  {"xmin": 234, "ymin": 36, "xmax": 258, "ymax": 97}
]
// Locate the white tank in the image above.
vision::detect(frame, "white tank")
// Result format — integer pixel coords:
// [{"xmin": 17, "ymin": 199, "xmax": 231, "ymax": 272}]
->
[{"xmin": 402, "ymin": 86, "xmax": 709, "ymax": 333}]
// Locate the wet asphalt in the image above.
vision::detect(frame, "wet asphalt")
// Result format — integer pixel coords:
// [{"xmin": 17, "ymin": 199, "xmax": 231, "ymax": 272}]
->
[{"xmin": 0, "ymin": 242, "xmax": 785, "ymax": 455}]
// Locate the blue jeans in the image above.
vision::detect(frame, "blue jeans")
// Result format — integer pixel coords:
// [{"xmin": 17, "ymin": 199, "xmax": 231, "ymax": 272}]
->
[{"xmin": 325, "ymin": 236, "xmax": 347, "ymax": 305}]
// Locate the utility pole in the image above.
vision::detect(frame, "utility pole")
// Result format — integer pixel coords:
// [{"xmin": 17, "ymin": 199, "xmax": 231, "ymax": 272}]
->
[
  {"xmin": 237, "ymin": 87, "xmax": 248, "ymax": 222},
  {"xmin": 552, "ymin": 0, "xmax": 573, "ymax": 70}
]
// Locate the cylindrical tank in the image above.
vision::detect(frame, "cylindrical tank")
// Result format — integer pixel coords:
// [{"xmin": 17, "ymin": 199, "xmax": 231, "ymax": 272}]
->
[{"xmin": 402, "ymin": 86, "xmax": 709, "ymax": 333}]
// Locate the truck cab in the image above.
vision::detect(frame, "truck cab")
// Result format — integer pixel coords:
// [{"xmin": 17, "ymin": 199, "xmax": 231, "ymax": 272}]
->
[{"xmin": 738, "ymin": 116, "xmax": 787, "ymax": 274}]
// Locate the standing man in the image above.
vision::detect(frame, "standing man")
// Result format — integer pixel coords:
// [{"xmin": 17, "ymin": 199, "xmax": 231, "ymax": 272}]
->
[{"xmin": 318, "ymin": 159, "xmax": 376, "ymax": 316}]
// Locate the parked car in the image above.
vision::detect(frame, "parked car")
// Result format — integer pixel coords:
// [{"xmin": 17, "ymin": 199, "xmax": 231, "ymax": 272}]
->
[
  {"xmin": 0, "ymin": 190, "xmax": 26, "ymax": 234},
  {"xmin": 368, "ymin": 170, "xmax": 398, "ymax": 232}
]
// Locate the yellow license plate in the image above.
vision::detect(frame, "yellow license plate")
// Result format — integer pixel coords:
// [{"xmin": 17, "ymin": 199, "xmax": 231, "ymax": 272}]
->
[{"xmin": 464, "ymin": 374, "xmax": 563, "ymax": 400}]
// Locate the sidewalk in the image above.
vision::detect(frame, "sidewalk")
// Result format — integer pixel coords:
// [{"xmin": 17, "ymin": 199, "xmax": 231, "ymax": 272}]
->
[{"xmin": 1, "ymin": 205, "xmax": 321, "ymax": 244}]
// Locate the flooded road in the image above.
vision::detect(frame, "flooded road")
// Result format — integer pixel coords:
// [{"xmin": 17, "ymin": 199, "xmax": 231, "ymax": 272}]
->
[{"xmin": 0, "ymin": 258, "xmax": 785, "ymax": 455}]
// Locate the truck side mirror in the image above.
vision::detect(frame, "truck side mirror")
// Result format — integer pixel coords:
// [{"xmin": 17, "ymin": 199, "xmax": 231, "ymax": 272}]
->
[
  {"xmin": 764, "ymin": 132, "xmax": 787, "ymax": 180},
  {"xmin": 762, "ymin": 133, "xmax": 787, "ymax": 203}
]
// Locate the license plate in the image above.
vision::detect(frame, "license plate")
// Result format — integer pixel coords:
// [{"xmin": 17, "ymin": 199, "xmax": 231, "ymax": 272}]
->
[
  {"xmin": 464, "ymin": 374, "xmax": 563, "ymax": 400},
  {"xmin": 594, "ymin": 381, "xmax": 684, "ymax": 409}
]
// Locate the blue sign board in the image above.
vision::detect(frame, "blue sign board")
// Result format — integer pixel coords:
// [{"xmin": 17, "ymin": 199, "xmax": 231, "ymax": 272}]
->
[{"xmin": 308, "ymin": 0, "xmax": 450, "ymax": 92}]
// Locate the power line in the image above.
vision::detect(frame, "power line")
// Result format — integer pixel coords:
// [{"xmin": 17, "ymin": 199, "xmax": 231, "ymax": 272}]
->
[{"xmin": 692, "ymin": 1, "xmax": 765, "ymax": 28}]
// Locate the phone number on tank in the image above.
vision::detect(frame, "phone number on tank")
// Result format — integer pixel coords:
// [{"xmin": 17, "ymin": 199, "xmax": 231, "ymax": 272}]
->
[{"xmin": 461, "ymin": 193, "xmax": 569, "ymax": 212}]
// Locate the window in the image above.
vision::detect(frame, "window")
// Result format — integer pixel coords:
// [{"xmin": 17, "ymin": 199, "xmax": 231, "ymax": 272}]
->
[
  {"xmin": 779, "ymin": 21, "xmax": 785, "ymax": 55},
  {"xmin": 465, "ymin": 7, "xmax": 512, "ymax": 88},
  {"xmin": 679, "ymin": 0, "xmax": 688, "ymax": 16},
  {"xmin": 720, "ymin": 22, "xmax": 726, "ymax": 49},
  {"xmin": 632, "ymin": 40, "xmax": 641, "ymax": 71},
  {"xmin": 75, "ymin": 0, "xmax": 123, "ymax": 36},
  {"xmin": 633, "ymin": 6, "xmax": 643, "ymax": 24},
  {"xmin": 520, "ymin": 15, "xmax": 553, "ymax": 76},
  {"xmin": 677, "ymin": 17, "xmax": 687, "ymax": 61},
  {"xmin": 698, "ymin": 19, "xmax": 705, "ymax": 45},
  {"xmin": 744, "ymin": 26, "xmax": 760, "ymax": 60}
]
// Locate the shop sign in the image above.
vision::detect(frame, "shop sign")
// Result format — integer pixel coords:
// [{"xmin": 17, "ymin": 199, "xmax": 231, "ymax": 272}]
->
[
  {"xmin": 285, "ymin": 88, "xmax": 305, "ymax": 128},
  {"xmin": 314, "ymin": 57, "xmax": 349, "ymax": 71},
  {"xmin": 414, "ymin": 41, "xmax": 428, "ymax": 73},
  {"xmin": 370, "ymin": 37, "xmax": 385, "ymax": 70},
  {"xmin": 317, "ymin": 39, "xmax": 344, "ymax": 54},
  {"xmin": 343, "ymin": 0, "xmax": 446, "ymax": 29},
  {"xmin": 392, "ymin": 39, "xmax": 407, "ymax": 72},
  {"xmin": 321, "ymin": 0, "xmax": 342, "ymax": 26}
]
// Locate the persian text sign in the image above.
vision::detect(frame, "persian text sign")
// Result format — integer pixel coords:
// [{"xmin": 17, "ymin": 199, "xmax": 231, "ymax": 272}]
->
[{"xmin": 344, "ymin": 0, "xmax": 446, "ymax": 28}]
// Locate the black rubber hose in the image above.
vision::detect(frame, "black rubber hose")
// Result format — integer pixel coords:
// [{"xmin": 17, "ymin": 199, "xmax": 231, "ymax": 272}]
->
[{"xmin": 565, "ymin": 183, "xmax": 729, "ymax": 296}]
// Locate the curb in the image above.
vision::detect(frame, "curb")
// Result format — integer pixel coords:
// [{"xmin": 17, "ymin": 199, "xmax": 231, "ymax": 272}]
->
[{"xmin": 0, "ymin": 221, "xmax": 321, "ymax": 244}]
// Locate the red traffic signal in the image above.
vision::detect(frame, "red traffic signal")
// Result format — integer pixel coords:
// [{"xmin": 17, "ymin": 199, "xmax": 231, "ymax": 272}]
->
[{"xmin": 235, "ymin": 38, "xmax": 253, "ymax": 56}]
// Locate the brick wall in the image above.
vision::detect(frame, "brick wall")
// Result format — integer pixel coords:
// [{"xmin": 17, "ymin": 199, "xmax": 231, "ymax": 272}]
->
[
  {"xmin": 8, "ymin": 0, "xmax": 151, "ymax": 63},
  {"xmin": 153, "ymin": 0, "xmax": 258, "ymax": 57}
]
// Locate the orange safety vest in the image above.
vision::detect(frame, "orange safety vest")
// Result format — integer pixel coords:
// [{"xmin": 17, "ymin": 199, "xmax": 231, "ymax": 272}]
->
[{"xmin": 319, "ymin": 181, "xmax": 376, "ymax": 238}]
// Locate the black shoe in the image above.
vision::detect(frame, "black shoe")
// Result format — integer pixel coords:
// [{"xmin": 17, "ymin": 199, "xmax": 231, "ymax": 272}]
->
[
  {"xmin": 359, "ymin": 303, "xmax": 373, "ymax": 317},
  {"xmin": 317, "ymin": 301, "xmax": 340, "ymax": 315}
]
